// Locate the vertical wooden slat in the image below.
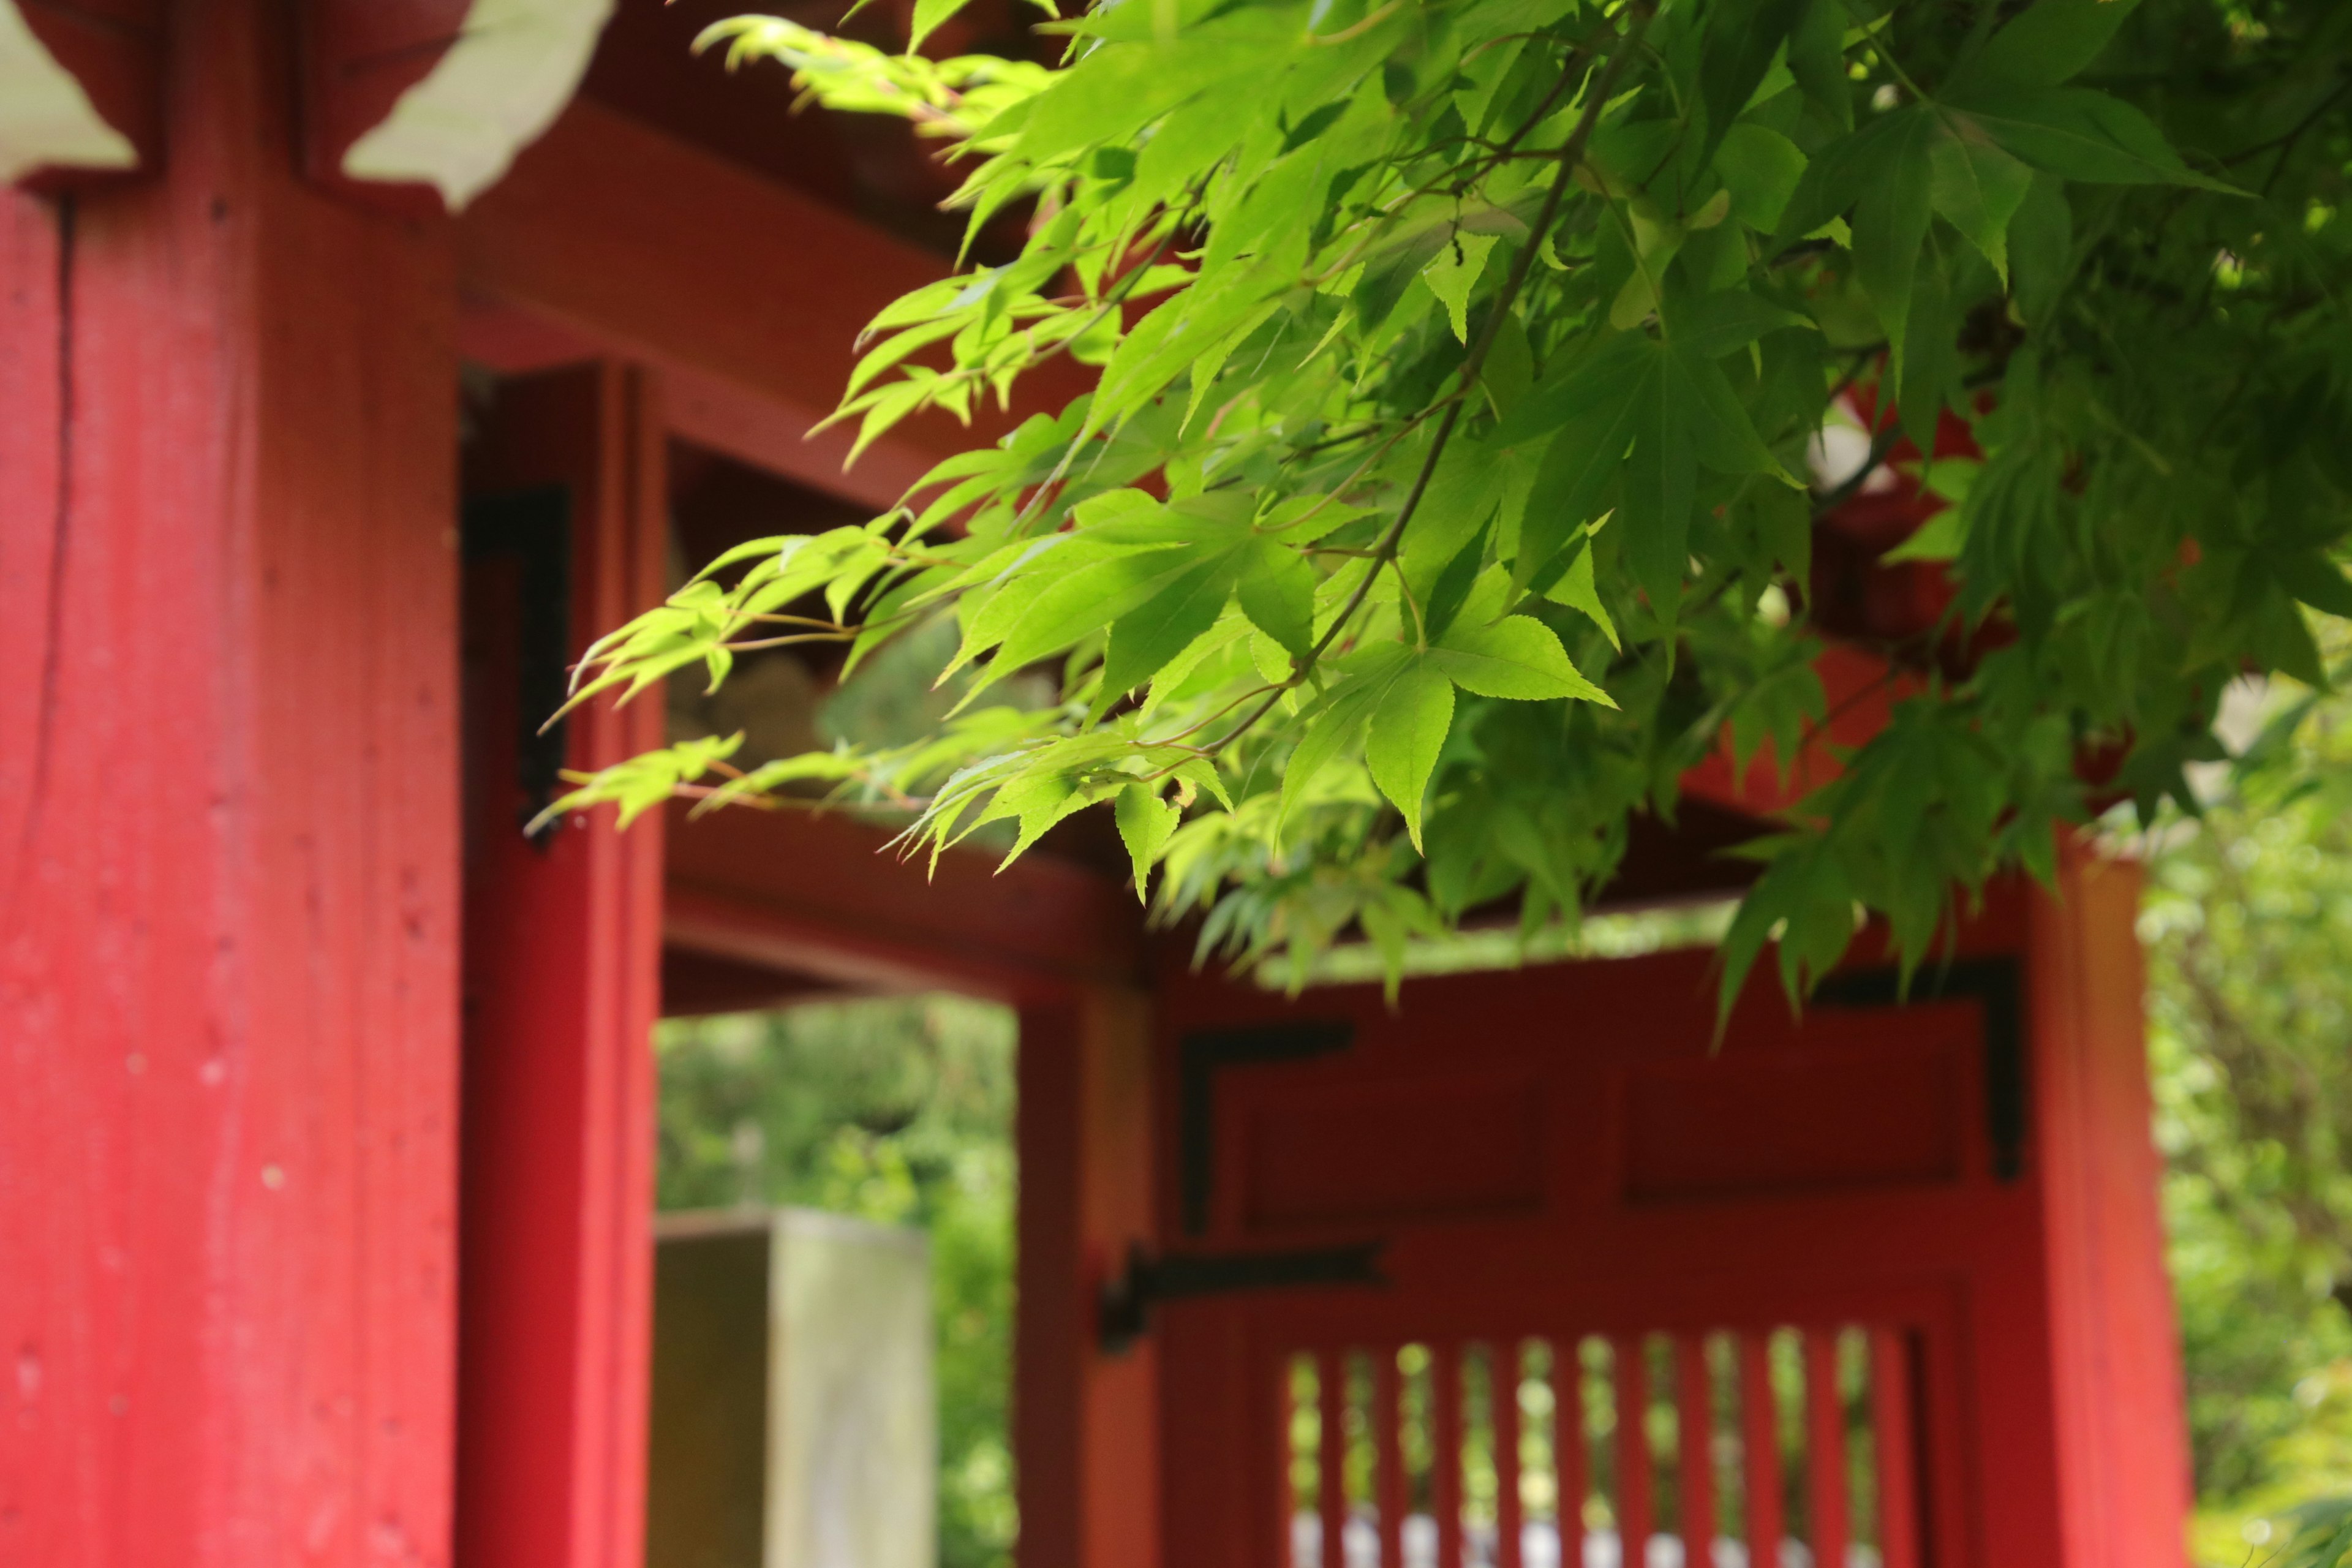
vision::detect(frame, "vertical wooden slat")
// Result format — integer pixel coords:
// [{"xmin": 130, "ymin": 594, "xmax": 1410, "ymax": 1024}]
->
[
  {"xmin": 1870, "ymin": 1330, "xmax": 1923, "ymax": 1568},
  {"xmin": 1496, "ymin": 1343, "xmax": 1523, "ymax": 1568},
  {"xmin": 1322, "ymin": 1351, "xmax": 1350, "ymax": 1568},
  {"xmin": 1738, "ymin": 1333, "xmax": 1784, "ymax": 1568},
  {"xmin": 1558, "ymin": 1340, "xmax": 1589, "ymax": 1568},
  {"xmin": 1280, "ymin": 1355, "xmax": 1302, "ymax": 1568},
  {"xmin": 1434, "ymin": 1344, "xmax": 1466, "ymax": 1568},
  {"xmin": 1804, "ymin": 1331, "xmax": 1849, "ymax": 1568},
  {"xmin": 1376, "ymin": 1352, "xmax": 1405, "ymax": 1568},
  {"xmin": 1676, "ymin": 1336, "xmax": 1716, "ymax": 1565},
  {"xmin": 1612, "ymin": 1336, "xmax": 1652, "ymax": 1568}
]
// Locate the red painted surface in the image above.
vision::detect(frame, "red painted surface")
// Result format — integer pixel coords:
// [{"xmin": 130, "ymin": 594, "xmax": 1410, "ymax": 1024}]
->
[
  {"xmin": 14, "ymin": 0, "xmax": 166, "ymax": 184},
  {"xmin": 1494, "ymin": 1341, "xmax": 1523, "ymax": 1568},
  {"xmin": 298, "ymin": 1, "xmax": 470, "ymax": 216},
  {"xmin": 2029, "ymin": 853, "xmax": 2193, "ymax": 1568},
  {"xmin": 1673, "ymin": 1336, "xmax": 1714, "ymax": 1558},
  {"xmin": 456, "ymin": 364, "xmax": 669, "ymax": 1568},
  {"xmin": 458, "ymin": 99, "xmax": 1095, "ymax": 511},
  {"xmin": 1804, "ymin": 1328, "xmax": 1851, "ymax": 1567},
  {"xmin": 1738, "ymin": 1333, "xmax": 1784, "ymax": 1563},
  {"xmin": 664, "ymin": 801, "xmax": 1142, "ymax": 1003},
  {"xmin": 1815, "ymin": 395, "xmax": 1986, "ymax": 652},
  {"xmin": 1678, "ymin": 641, "xmax": 1920, "ymax": 818},
  {"xmin": 0, "ymin": 2, "xmax": 461, "ymax": 1559},
  {"xmin": 1317, "ymin": 1348, "xmax": 1346, "ymax": 1568},
  {"xmin": 1611, "ymin": 1336, "xmax": 1651, "ymax": 1557},
  {"xmin": 1017, "ymin": 991, "xmax": 1164, "ymax": 1568},
  {"xmin": 0, "ymin": 13, "xmax": 2190, "ymax": 1568},
  {"xmin": 1149, "ymin": 845, "xmax": 2187, "ymax": 1568},
  {"xmin": 1872, "ymin": 1326, "xmax": 1925, "ymax": 1568},
  {"xmin": 1433, "ymin": 1343, "xmax": 1465, "ymax": 1568}
]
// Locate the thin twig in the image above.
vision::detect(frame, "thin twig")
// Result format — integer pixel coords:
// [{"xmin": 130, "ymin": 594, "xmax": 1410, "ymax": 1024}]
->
[
  {"xmin": 722, "ymin": 631, "xmax": 859, "ymax": 652},
  {"xmin": 1208, "ymin": 2, "xmax": 1659, "ymax": 752},
  {"xmin": 1812, "ymin": 419, "xmax": 1904, "ymax": 518}
]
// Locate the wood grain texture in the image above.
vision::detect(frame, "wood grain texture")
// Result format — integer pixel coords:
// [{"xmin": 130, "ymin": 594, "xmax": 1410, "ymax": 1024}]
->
[
  {"xmin": 456, "ymin": 362, "xmax": 667, "ymax": 1568},
  {"xmin": 0, "ymin": 1, "xmax": 462, "ymax": 1561}
]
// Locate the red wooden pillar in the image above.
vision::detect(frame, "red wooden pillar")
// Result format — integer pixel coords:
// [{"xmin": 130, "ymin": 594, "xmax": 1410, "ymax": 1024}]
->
[
  {"xmin": 456, "ymin": 363, "xmax": 669, "ymax": 1568},
  {"xmin": 0, "ymin": 3, "xmax": 462, "ymax": 1562},
  {"xmin": 1017, "ymin": 986, "xmax": 1164, "ymax": 1568},
  {"xmin": 2029, "ymin": 847, "xmax": 2191, "ymax": 1567}
]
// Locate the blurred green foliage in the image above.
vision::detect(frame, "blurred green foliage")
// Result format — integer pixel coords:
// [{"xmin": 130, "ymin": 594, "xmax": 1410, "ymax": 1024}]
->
[
  {"xmin": 2146, "ymin": 674, "xmax": 2352, "ymax": 1566},
  {"xmin": 655, "ymin": 997, "xmax": 1019, "ymax": 1568}
]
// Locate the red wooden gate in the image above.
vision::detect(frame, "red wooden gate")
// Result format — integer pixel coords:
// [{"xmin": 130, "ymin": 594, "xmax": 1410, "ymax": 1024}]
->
[{"xmin": 1148, "ymin": 856, "xmax": 2185, "ymax": 1568}]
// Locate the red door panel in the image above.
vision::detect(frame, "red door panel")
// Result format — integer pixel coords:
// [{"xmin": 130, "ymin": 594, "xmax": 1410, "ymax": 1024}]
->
[{"xmin": 1147, "ymin": 862, "xmax": 2183, "ymax": 1568}]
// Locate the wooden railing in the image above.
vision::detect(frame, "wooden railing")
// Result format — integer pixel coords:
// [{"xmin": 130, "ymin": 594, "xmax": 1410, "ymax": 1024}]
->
[{"xmin": 1281, "ymin": 1325, "xmax": 1923, "ymax": 1568}]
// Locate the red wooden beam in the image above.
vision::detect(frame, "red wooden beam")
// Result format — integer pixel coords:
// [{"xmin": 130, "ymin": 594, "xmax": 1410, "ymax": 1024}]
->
[
  {"xmin": 663, "ymin": 799, "xmax": 1143, "ymax": 1001},
  {"xmin": 0, "ymin": 3, "xmax": 461, "ymax": 1559},
  {"xmin": 459, "ymin": 97, "xmax": 1094, "ymax": 513}
]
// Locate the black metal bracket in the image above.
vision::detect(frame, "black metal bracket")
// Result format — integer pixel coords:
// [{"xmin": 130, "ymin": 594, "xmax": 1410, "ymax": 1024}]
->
[
  {"xmin": 1815, "ymin": 956, "xmax": 2027, "ymax": 1182},
  {"xmin": 1098, "ymin": 1240, "xmax": 1388, "ymax": 1354},
  {"xmin": 463, "ymin": 487, "xmax": 572, "ymax": 846},
  {"xmin": 1178, "ymin": 1019, "xmax": 1355, "ymax": 1236}
]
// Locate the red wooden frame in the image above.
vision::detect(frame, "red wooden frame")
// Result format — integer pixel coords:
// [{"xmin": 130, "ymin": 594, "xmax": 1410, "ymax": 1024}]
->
[
  {"xmin": 1145, "ymin": 846, "xmax": 2185, "ymax": 1568},
  {"xmin": 663, "ymin": 800, "xmax": 1142, "ymax": 1001},
  {"xmin": 443, "ymin": 67, "xmax": 1157, "ymax": 1568},
  {"xmin": 457, "ymin": 98, "xmax": 1094, "ymax": 510},
  {"xmin": 659, "ymin": 796, "xmax": 1163, "ymax": 1568},
  {"xmin": 438, "ymin": 81, "xmax": 2183, "ymax": 1568},
  {"xmin": 1, "ymin": 3, "xmax": 461, "ymax": 1557},
  {"xmin": 0, "ymin": 12, "xmax": 2188, "ymax": 1568},
  {"xmin": 457, "ymin": 363, "xmax": 669, "ymax": 1568}
]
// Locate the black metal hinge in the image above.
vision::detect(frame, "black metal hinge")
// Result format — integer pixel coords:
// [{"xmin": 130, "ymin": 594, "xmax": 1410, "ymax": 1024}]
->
[{"xmin": 1098, "ymin": 1241, "xmax": 1387, "ymax": 1354}]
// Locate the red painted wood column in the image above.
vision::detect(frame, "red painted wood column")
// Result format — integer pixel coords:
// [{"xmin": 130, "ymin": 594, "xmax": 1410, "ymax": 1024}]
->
[
  {"xmin": 0, "ymin": 2, "xmax": 462, "ymax": 1562},
  {"xmin": 456, "ymin": 363, "xmax": 668, "ymax": 1568},
  {"xmin": 2030, "ymin": 845, "xmax": 2192, "ymax": 1568},
  {"xmin": 1017, "ymin": 987, "xmax": 1164, "ymax": 1568}
]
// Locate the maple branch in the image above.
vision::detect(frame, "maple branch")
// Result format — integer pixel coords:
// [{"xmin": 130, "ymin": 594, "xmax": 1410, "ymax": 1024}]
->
[{"xmin": 1207, "ymin": 1, "xmax": 1660, "ymax": 753}]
